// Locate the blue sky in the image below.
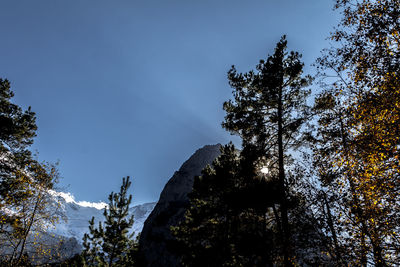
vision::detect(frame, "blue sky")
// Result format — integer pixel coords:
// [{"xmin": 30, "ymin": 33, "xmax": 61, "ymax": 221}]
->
[{"xmin": 0, "ymin": 0, "xmax": 339, "ymax": 204}]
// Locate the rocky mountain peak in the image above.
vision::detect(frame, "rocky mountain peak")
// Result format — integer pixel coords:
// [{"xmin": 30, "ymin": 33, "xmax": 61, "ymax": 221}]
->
[{"xmin": 139, "ymin": 144, "xmax": 221, "ymax": 267}]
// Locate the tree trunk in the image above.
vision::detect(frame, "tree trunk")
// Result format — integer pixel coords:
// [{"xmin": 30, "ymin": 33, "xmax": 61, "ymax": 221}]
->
[
  {"xmin": 278, "ymin": 85, "xmax": 291, "ymax": 266},
  {"xmin": 322, "ymin": 192, "xmax": 342, "ymax": 263},
  {"xmin": 371, "ymin": 234, "xmax": 387, "ymax": 267},
  {"xmin": 340, "ymin": 115, "xmax": 368, "ymax": 266},
  {"xmin": 272, "ymin": 204, "xmax": 282, "ymax": 237},
  {"xmin": 16, "ymin": 193, "xmax": 41, "ymax": 265}
]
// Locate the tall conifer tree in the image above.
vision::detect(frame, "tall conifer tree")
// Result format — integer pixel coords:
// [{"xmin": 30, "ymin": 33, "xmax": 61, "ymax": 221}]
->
[
  {"xmin": 223, "ymin": 36, "xmax": 311, "ymax": 265},
  {"xmin": 172, "ymin": 143, "xmax": 275, "ymax": 267}
]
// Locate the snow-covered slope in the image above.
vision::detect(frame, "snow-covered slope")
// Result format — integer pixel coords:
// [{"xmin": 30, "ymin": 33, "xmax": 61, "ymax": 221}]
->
[
  {"xmin": 47, "ymin": 191, "xmax": 156, "ymax": 243},
  {"xmin": 0, "ymin": 191, "xmax": 155, "ymax": 263}
]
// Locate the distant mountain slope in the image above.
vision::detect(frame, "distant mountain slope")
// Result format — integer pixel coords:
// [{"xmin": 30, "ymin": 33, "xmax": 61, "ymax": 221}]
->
[
  {"xmin": 0, "ymin": 190, "xmax": 156, "ymax": 264},
  {"xmin": 1, "ymin": 144, "xmax": 221, "ymax": 265},
  {"xmin": 48, "ymin": 191, "xmax": 156, "ymax": 242},
  {"xmin": 139, "ymin": 144, "xmax": 221, "ymax": 267}
]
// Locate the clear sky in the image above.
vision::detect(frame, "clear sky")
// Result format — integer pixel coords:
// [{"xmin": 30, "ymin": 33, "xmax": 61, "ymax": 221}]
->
[{"xmin": 0, "ymin": 0, "xmax": 339, "ymax": 205}]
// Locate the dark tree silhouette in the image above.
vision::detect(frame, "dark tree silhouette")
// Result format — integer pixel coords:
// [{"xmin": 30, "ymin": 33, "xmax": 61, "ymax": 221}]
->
[
  {"xmin": 82, "ymin": 176, "xmax": 137, "ymax": 266},
  {"xmin": 223, "ymin": 36, "xmax": 312, "ymax": 266},
  {"xmin": 0, "ymin": 79, "xmax": 60, "ymax": 266}
]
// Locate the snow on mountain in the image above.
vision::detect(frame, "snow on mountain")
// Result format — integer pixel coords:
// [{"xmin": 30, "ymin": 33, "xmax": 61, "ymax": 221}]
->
[{"xmin": 47, "ymin": 190, "xmax": 156, "ymax": 243}]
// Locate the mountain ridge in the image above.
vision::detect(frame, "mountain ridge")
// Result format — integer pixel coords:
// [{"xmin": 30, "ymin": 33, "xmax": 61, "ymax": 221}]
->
[
  {"xmin": 139, "ymin": 144, "xmax": 222, "ymax": 267},
  {"xmin": 0, "ymin": 190, "xmax": 156, "ymax": 264},
  {"xmin": 48, "ymin": 191, "xmax": 156, "ymax": 241}
]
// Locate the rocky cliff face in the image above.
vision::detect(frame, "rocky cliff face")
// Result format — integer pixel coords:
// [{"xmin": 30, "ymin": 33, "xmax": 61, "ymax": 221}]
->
[{"xmin": 139, "ymin": 144, "xmax": 221, "ymax": 267}]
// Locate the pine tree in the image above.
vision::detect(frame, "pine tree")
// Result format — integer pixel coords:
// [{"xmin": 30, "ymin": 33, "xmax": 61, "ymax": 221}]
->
[
  {"xmin": 82, "ymin": 217, "xmax": 103, "ymax": 266},
  {"xmin": 0, "ymin": 79, "xmax": 61, "ymax": 266},
  {"xmin": 0, "ymin": 78, "xmax": 37, "ymax": 161},
  {"xmin": 102, "ymin": 176, "xmax": 134, "ymax": 266},
  {"xmin": 0, "ymin": 78, "xmax": 37, "ymax": 215},
  {"xmin": 222, "ymin": 36, "xmax": 312, "ymax": 265},
  {"xmin": 172, "ymin": 143, "xmax": 275, "ymax": 267},
  {"xmin": 82, "ymin": 176, "xmax": 136, "ymax": 267}
]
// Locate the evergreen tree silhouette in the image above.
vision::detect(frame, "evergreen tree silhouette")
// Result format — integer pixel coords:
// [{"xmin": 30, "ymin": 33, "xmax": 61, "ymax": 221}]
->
[
  {"xmin": 82, "ymin": 177, "xmax": 136, "ymax": 266},
  {"xmin": 223, "ymin": 36, "xmax": 312, "ymax": 265}
]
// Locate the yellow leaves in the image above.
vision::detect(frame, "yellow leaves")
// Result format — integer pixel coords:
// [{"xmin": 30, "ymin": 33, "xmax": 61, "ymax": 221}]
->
[{"xmin": 320, "ymin": 1, "xmax": 400, "ymax": 261}]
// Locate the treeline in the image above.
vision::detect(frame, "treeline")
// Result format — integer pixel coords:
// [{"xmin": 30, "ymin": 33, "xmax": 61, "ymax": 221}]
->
[
  {"xmin": 1, "ymin": 0, "xmax": 400, "ymax": 266},
  {"xmin": 0, "ymin": 77, "xmax": 62, "ymax": 266},
  {"xmin": 172, "ymin": 0, "xmax": 400, "ymax": 266},
  {"xmin": 0, "ymin": 76, "xmax": 139, "ymax": 265}
]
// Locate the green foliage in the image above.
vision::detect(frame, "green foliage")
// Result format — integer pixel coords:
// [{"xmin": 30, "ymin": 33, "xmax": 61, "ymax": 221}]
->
[
  {"xmin": 55, "ymin": 253, "xmax": 87, "ymax": 267},
  {"xmin": 0, "ymin": 79, "xmax": 61, "ymax": 266},
  {"xmin": 82, "ymin": 177, "xmax": 137, "ymax": 267},
  {"xmin": 0, "ymin": 78, "xmax": 38, "ymax": 207},
  {"xmin": 0, "ymin": 79, "xmax": 37, "ymax": 154},
  {"xmin": 82, "ymin": 217, "xmax": 103, "ymax": 266},
  {"xmin": 223, "ymin": 36, "xmax": 312, "ymax": 266},
  {"xmin": 223, "ymin": 35, "xmax": 312, "ymax": 156},
  {"xmin": 173, "ymin": 3, "xmax": 400, "ymax": 263},
  {"xmin": 172, "ymin": 143, "xmax": 275, "ymax": 267},
  {"xmin": 314, "ymin": 0, "xmax": 400, "ymax": 265},
  {"xmin": 173, "ymin": 37, "xmax": 328, "ymax": 267}
]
